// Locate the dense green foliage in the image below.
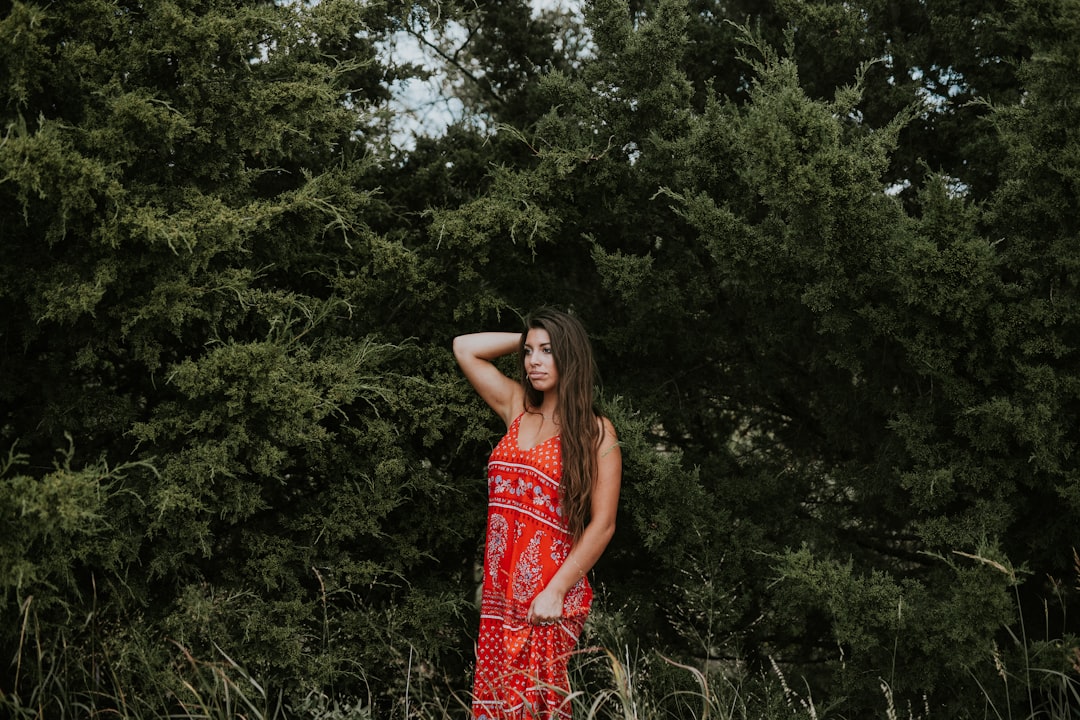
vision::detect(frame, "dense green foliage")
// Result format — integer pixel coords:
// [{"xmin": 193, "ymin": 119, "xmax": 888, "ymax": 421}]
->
[
  {"xmin": 0, "ymin": 0, "xmax": 486, "ymax": 711},
  {"xmin": 2, "ymin": 0, "xmax": 1079, "ymax": 717}
]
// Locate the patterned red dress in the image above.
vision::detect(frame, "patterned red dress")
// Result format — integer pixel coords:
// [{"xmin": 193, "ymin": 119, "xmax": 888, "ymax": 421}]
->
[{"xmin": 472, "ymin": 413, "xmax": 592, "ymax": 719}]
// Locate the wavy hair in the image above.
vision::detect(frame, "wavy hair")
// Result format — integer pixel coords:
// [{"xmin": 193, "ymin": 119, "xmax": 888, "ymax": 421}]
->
[{"xmin": 519, "ymin": 308, "xmax": 602, "ymax": 541}]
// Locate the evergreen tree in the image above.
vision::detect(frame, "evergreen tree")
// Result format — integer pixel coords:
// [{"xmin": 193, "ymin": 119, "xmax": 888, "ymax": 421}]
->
[
  {"xmin": 0, "ymin": 0, "xmax": 479, "ymax": 711},
  {"xmin": 427, "ymin": 0, "xmax": 1080, "ymax": 713},
  {"xmin": 3, "ymin": 0, "xmax": 1079, "ymax": 715}
]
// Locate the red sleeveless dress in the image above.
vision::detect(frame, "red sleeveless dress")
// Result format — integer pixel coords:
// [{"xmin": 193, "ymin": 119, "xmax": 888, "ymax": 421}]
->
[{"xmin": 472, "ymin": 413, "xmax": 592, "ymax": 719}]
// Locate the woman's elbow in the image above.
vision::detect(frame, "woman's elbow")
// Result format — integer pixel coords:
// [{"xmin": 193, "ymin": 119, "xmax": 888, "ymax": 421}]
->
[
  {"xmin": 452, "ymin": 335, "xmax": 471, "ymax": 364},
  {"xmin": 593, "ymin": 517, "xmax": 616, "ymax": 545}
]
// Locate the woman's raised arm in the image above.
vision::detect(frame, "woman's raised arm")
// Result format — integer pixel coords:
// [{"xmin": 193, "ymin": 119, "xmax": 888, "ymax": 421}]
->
[{"xmin": 452, "ymin": 332, "xmax": 525, "ymax": 427}]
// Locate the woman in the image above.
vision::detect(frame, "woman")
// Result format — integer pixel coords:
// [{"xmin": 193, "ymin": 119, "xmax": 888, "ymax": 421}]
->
[{"xmin": 453, "ymin": 308, "xmax": 622, "ymax": 719}]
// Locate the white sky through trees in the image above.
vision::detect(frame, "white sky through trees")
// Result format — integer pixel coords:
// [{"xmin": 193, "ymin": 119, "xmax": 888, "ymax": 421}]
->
[{"xmin": 382, "ymin": 0, "xmax": 585, "ymax": 150}]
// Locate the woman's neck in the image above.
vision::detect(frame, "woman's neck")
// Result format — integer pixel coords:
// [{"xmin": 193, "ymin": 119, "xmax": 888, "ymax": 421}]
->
[{"xmin": 533, "ymin": 397, "xmax": 559, "ymax": 423}]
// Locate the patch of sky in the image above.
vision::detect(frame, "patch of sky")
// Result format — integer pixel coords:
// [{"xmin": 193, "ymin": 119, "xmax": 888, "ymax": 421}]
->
[
  {"xmin": 379, "ymin": 0, "xmax": 587, "ymax": 151},
  {"xmin": 910, "ymin": 65, "xmax": 968, "ymax": 113},
  {"xmin": 379, "ymin": 17, "xmax": 471, "ymax": 152},
  {"xmin": 885, "ymin": 178, "xmax": 910, "ymax": 196}
]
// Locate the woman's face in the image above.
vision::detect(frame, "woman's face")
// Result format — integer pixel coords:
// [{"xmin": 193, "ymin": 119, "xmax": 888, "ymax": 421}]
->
[{"xmin": 524, "ymin": 327, "xmax": 559, "ymax": 393}]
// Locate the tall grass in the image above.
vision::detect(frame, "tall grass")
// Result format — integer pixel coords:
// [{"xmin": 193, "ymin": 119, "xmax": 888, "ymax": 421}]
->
[
  {"xmin": 953, "ymin": 549, "xmax": 1080, "ymax": 720},
  {"xmin": 0, "ymin": 599, "xmax": 370, "ymax": 720},
  {"xmin": 3, "ymin": 578, "xmax": 1078, "ymax": 719}
]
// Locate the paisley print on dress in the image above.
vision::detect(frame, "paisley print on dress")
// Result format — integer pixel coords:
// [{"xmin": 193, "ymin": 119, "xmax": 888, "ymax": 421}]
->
[
  {"xmin": 487, "ymin": 514, "xmax": 508, "ymax": 589},
  {"xmin": 511, "ymin": 530, "xmax": 544, "ymax": 602},
  {"xmin": 563, "ymin": 577, "xmax": 590, "ymax": 617}
]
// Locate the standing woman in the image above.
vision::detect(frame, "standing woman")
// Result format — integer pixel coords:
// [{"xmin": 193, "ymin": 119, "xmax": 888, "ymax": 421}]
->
[{"xmin": 453, "ymin": 308, "xmax": 622, "ymax": 719}]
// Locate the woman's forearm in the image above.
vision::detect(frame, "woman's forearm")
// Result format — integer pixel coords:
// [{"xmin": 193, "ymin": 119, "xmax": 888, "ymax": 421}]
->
[
  {"xmin": 453, "ymin": 332, "xmax": 521, "ymax": 362},
  {"xmin": 546, "ymin": 519, "xmax": 616, "ymax": 597}
]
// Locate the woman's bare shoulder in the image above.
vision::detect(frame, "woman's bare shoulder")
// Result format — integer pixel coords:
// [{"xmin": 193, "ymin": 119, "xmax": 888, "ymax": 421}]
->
[{"xmin": 595, "ymin": 414, "xmax": 618, "ymax": 445}]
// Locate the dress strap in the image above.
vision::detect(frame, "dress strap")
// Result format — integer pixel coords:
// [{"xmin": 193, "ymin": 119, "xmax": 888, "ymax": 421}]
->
[{"xmin": 508, "ymin": 412, "xmax": 525, "ymax": 436}]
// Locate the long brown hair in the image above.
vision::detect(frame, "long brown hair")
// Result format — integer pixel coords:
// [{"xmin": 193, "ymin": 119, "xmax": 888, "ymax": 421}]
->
[{"xmin": 519, "ymin": 308, "xmax": 602, "ymax": 541}]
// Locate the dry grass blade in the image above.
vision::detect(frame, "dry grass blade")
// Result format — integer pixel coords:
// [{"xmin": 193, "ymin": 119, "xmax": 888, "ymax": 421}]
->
[
  {"xmin": 952, "ymin": 550, "xmax": 1016, "ymax": 580},
  {"xmin": 659, "ymin": 653, "xmax": 710, "ymax": 720}
]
